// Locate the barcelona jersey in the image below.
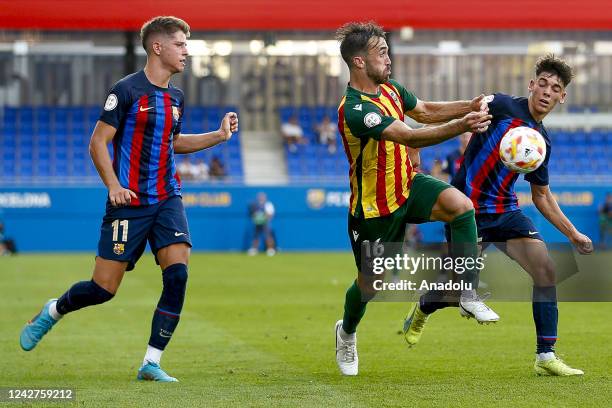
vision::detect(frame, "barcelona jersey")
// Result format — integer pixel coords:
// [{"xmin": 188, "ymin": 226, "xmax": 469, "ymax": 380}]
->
[
  {"xmin": 338, "ymin": 80, "xmax": 418, "ymax": 219},
  {"xmin": 99, "ymin": 70, "xmax": 184, "ymax": 206},
  {"xmin": 451, "ymin": 93, "xmax": 551, "ymax": 214}
]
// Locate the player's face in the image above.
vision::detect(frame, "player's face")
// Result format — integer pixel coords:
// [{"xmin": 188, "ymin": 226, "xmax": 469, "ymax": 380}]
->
[
  {"xmin": 364, "ymin": 37, "xmax": 391, "ymax": 84},
  {"xmin": 528, "ymin": 72, "xmax": 567, "ymax": 116},
  {"xmin": 158, "ymin": 31, "xmax": 189, "ymax": 74}
]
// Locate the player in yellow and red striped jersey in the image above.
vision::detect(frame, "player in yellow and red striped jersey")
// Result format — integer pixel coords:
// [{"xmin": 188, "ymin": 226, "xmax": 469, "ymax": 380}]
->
[{"xmin": 333, "ymin": 22, "xmax": 495, "ymax": 376}]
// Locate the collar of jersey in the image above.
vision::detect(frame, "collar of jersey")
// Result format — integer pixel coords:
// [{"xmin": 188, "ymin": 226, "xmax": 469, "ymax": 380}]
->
[{"xmin": 347, "ymin": 83, "xmax": 381, "ymax": 99}]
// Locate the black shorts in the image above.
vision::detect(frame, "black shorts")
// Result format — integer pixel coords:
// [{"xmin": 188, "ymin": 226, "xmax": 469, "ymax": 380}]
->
[
  {"xmin": 97, "ymin": 195, "xmax": 192, "ymax": 270},
  {"xmin": 445, "ymin": 209, "xmax": 543, "ymax": 243}
]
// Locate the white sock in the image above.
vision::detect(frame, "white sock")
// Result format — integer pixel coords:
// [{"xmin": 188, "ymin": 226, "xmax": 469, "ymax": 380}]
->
[
  {"xmin": 537, "ymin": 352, "xmax": 555, "ymax": 361},
  {"xmin": 48, "ymin": 300, "xmax": 63, "ymax": 321},
  {"xmin": 143, "ymin": 345, "xmax": 163, "ymax": 366},
  {"xmin": 338, "ymin": 326, "xmax": 356, "ymax": 342},
  {"xmin": 460, "ymin": 289, "xmax": 475, "ymax": 301}
]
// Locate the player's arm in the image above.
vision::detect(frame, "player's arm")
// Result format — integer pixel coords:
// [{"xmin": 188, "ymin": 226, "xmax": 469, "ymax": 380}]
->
[
  {"xmin": 174, "ymin": 112, "xmax": 239, "ymax": 154},
  {"xmin": 89, "ymin": 121, "xmax": 137, "ymax": 206},
  {"xmin": 382, "ymin": 111, "xmax": 491, "ymax": 148},
  {"xmin": 530, "ymin": 183, "xmax": 593, "ymax": 254},
  {"xmin": 406, "ymin": 95, "xmax": 488, "ymax": 124},
  {"xmin": 407, "ymin": 148, "xmax": 421, "ymax": 171}
]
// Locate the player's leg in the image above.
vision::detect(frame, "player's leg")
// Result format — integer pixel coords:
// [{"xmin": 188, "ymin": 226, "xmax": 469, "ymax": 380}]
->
[
  {"xmin": 264, "ymin": 225, "xmax": 276, "ymax": 256},
  {"xmin": 138, "ymin": 197, "xmax": 191, "ymax": 382},
  {"xmin": 336, "ymin": 210, "xmax": 401, "ymax": 375},
  {"xmin": 249, "ymin": 226, "xmax": 262, "ymax": 255},
  {"xmin": 20, "ymin": 205, "xmax": 150, "ymax": 352},
  {"xmin": 504, "ymin": 236, "xmax": 583, "ymax": 376},
  {"xmin": 19, "ymin": 258, "xmax": 126, "ymax": 352}
]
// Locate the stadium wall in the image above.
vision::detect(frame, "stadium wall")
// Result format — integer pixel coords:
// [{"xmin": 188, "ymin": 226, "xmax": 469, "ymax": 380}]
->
[{"xmin": 0, "ymin": 183, "xmax": 608, "ymax": 252}]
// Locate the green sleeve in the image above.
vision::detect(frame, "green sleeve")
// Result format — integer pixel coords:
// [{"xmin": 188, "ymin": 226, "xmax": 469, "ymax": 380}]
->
[
  {"xmin": 344, "ymin": 101, "xmax": 396, "ymax": 141},
  {"xmin": 389, "ymin": 79, "xmax": 418, "ymax": 112}
]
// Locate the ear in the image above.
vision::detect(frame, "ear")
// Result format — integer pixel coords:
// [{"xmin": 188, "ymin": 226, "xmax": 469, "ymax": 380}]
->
[
  {"xmin": 527, "ymin": 78, "xmax": 535, "ymax": 92},
  {"xmin": 151, "ymin": 40, "xmax": 162, "ymax": 56},
  {"xmin": 352, "ymin": 55, "xmax": 365, "ymax": 69},
  {"xmin": 559, "ymin": 90, "xmax": 567, "ymax": 104}
]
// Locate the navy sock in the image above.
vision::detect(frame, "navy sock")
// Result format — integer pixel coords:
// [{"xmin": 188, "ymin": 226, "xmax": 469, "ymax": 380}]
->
[
  {"xmin": 532, "ymin": 286, "xmax": 558, "ymax": 354},
  {"xmin": 419, "ymin": 290, "xmax": 452, "ymax": 315},
  {"xmin": 148, "ymin": 264, "xmax": 188, "ymax": 350},
  {"xmin": 55, "ymin": 279, "xmax": 114, "ymax": 315}
]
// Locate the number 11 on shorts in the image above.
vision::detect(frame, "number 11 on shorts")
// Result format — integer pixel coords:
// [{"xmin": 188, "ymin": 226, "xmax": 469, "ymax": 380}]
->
[{"xmin": 111, "ymin": 220, "xmax": 129, "ymax": 242}]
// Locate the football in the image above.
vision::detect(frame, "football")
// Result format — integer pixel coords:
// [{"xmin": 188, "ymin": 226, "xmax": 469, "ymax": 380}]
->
[{"xmin": 499, "ymin": 126, "xmax": 547, "ymax": 173}]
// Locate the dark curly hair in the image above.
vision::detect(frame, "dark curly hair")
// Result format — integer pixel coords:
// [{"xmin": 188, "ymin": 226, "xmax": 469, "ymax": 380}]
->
[{"xmin": 535, "ymin": 54, "xmax": 574, "ymax": 87}]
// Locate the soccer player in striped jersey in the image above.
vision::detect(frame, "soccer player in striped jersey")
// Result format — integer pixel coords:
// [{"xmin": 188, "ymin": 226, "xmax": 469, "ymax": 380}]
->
[
  {"xmin": 415, "ymin": 54, "xmax": 593, "ymax": 376},
  {"xmin": 19, "ymin": 16, "xmax": 239, "ymax": 382},
  {"xmin": 333, "ymin": 22, "xmax": 496, "ymax": 376}
]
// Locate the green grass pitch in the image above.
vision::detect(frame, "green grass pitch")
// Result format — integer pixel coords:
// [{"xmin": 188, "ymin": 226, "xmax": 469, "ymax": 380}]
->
[{"xmin": 2, "ymin": 253, "xmax": 611, "ymax": 407}]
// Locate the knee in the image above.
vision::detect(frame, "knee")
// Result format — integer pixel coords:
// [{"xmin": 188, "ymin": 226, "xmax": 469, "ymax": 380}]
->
[
  {"xmin": 451, "ymin": 194, "xmax": 474, "ymax": 219},
  {"xmin": 533, "ymin": 260, "xmax": 556, "ymax": 286},
  {"xmin": 89, "ymin": 279, "xmax": 115, "ymax": 304},
  {"xmin": 163, "ymin": 263, "xmax": 188, "ymax": 289}
]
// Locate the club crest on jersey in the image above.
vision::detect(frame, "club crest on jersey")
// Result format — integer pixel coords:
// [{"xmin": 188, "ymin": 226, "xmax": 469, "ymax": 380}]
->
[
  {"xmin": 113, "ymin": 243, "xmax": 125, "ymax": 255},
  {"xmin": 172, "ymin": 106, "xmax": 181, "ymax": 121},
  {"xmin": 364, "ymin": 112, "xmax": 382, "ymax": 128}
]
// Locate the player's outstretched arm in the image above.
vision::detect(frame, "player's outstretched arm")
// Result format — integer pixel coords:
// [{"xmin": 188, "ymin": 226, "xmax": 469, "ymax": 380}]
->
[
  {"xmin": 174, "ymin": 112, "xmax": 239, "ymax": 154},
  {"xmin": 89, "ymin": 121, "xmax": 137, "ymax": 206},
  {"xmin": 406, "ymin": 95, "xmax": 488, "ymax": 124},
  {"xmin": 382, "ymin": 111, "xmax": 491, "ymax": 148},
  {"xmin": 531, "ymin": 183, "xmax": 593, "ymax": 254}
]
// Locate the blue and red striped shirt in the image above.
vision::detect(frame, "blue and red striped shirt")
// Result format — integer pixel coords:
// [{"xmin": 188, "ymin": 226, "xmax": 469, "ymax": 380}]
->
[
  {"xmin": 451, "ymin": 93, "xmax": 551, "ymax": 214},
  {"xmin": 99, "ymin": 70, "xmax": 183, "ymax": 206}
]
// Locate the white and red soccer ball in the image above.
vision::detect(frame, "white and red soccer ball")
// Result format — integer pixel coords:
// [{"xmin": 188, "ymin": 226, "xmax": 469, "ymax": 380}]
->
[{"xmin": 499, "ymin": 126, "xmax": 547, "ymax": 173}]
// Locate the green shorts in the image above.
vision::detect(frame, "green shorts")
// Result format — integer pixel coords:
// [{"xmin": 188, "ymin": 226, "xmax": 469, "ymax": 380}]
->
[{"xmin": 348, "ymin": 173, "xmax": 451, "ymax": 270}]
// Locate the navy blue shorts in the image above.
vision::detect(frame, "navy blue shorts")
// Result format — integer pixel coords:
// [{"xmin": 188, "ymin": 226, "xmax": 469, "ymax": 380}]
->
[
  {"xmin": 97, "ymin": 195, "xmax": 191, "ymax": 271},
  {"xmin": 445, "ymin": 209, "xmax": 543, "ymax": 243}
]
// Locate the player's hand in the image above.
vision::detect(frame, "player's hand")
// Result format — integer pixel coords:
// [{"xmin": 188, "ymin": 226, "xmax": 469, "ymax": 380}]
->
[
  {"xmin": 219, "ymin": 112, "xmax": 239, "ymax": 142},
  {"xmin": 470, "ymin": 94, "xmax": 489, "ymax": 113},
  {"xmin": 460, "ymin": 111, "xmax": 492, "ymax": 133},
  {"xmin": 570, "ymin": 232, "xmax": 593, "ymax": 254},
  {"xmin": 108, "ymin": 184, "xmax": 137, "ymax": 207}
]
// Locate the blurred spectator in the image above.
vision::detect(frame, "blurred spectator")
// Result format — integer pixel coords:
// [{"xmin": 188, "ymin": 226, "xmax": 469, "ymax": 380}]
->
[
  {"xmin": 315, "ymin": 115, "xmax": 338, "ymax": 153},
  {"xmin": 599, "ymin": 192, "xmax": 612, "ymax": 248},
  {"xmin": 193, "ymin": 158, "xmax": 210, "ymax": 181},
  {"xmin": 210, "ymin": 156, "xmax": 227, "ymax": 180},
  {"xmin": 0, "ymin": 221, "xmax": 17, "ymax": 255},
  {"xmin": 248, "ymin": 192, "xmax": 276, "ymax": 256},
  {"xmin": 281, "ymin": 115, "xmax": 307, "ymax": 153},
  {"xmin": 442, "ymin": 132, "xmax": 472, "ymax": 180},
  {"xmin": 429, "ymin": 159, "xmax": 446, "ymax": 181},
  {"xmin": 177, "ymin": 157, "xmax": 197, "ymax": 181}
]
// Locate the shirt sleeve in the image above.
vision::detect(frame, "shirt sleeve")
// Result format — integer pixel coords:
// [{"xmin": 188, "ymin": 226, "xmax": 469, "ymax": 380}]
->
[
  {"xmin": 389, "ymin": 79, "xmax": 418, "ymax": 112},
  {"xmin": 98, "ymin": 81, "xmax": 131, "ymax": 129},
  {"xmin": 524, "ymin": 139, "xmax": 551, "ymax": 186},
  {"xmin": 344, "ymin": 101, "xmax": 396, "ymax": 141}
]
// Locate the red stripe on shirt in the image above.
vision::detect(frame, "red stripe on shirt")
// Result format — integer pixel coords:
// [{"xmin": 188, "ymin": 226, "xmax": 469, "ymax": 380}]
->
[
  {"xmin": 469, "ymin": 118, "xmax": 522, "ymax": 213},
  {"xmin": 156, "ymin": 93, "xmax": 173, "ymax": 199},
  {"xmin": 337, "ymin": 103, "xmax": 355, "ymax": 212},
  {"xmin": 495, "ymin": 171, "xmax": 516, "ymax": 213},
  {"xmin": 376, "ymin": 138, "xmax": 390, "ymax": 216},
  {"xmin": 128, "ymin": 95, "xmax": 149, "ymax": 206}
]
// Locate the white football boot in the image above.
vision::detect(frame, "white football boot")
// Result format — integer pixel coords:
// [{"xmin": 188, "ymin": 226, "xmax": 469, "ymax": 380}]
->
[
  {"xmin": 335, "ymin": 320, "xmax": 358, "ymax": 376},
  {"xmin": 459, "ymin": 290, "xmax": 500, "ymax": 324}
]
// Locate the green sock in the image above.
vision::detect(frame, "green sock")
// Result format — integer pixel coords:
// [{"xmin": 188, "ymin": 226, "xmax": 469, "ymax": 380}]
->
[
  {"xmin": 342, "ymin": 281, "xmax": 367, "ymax": 334},
  {"xmin": 449, "ymin": 209, "xmax": 479, "ymax": 287}
]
